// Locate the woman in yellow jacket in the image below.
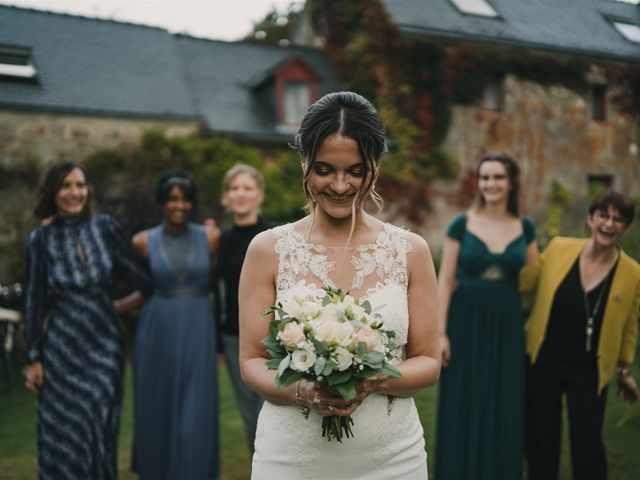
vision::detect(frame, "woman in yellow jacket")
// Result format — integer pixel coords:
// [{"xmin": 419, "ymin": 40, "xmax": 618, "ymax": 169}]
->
[{"xmin": 520, "ymin": 190, "xmax": 639, "ymax": 480}]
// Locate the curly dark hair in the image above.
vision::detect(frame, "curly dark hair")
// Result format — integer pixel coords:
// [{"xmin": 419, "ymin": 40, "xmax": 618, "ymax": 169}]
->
[
  {"xmin": 475, "ymin": 152, "xmax": 521, "ymax": 217},
  {"xmin": 34, "ymin": 161, "xmax": 91, "ymax": 220}
]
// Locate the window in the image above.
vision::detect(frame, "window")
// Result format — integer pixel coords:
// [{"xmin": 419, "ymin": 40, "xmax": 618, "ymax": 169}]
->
[
  {"xmin": 283, "ymin": 81, "xmax": 310, "ymax": 126},
  {"xmin": 612, "ymin": 21, "xmax": 640, "ymax": 43},
  {"xmin": 449, "ymin": 0, "xmax": 499, "ymax": 17},
  {"xmin": 482, "ymin": 77, "xmax": 504, "ymax": 111},
  {"xmin": 0, "ymin": 46, "xmax": 37, "ymax": 81},
  {"xmin": 591, "ymin": 85, "xmax": 606, "ymax": 121},
  {"xmin": 587, "ymin": 174, "xmax": 614, "ymax": 200}
]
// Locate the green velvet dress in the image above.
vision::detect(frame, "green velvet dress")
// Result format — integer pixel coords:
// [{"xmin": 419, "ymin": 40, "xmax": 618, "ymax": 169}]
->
[{"xmin": 435, "ymin": 214, "xmax": 535, "ymax": 480}]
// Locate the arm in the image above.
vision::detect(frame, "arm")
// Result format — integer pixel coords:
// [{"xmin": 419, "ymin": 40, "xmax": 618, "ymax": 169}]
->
[
  {"xmin": 107, "ymin": 217, "xmax": 151, "ymax": 298},
  {"xmin": 519, "ymin": 244, "xmax": 546, "ymax": 294},
  {"xmin": 436, "ymin": 236, "xmax": 461, "ymax": 366},
  {"xmin": 111, "ymin": 229, "xmax": 149, "ymax": 314},
  {"xmin": 239, "ymin": 231, "xmax": 294, "ymax": 404},
  {"xmin": 206, "ymin": 224, "xmax": 221, "ymax": 270},
  {"xmin": 22, "ymin": 228, "xmax": 47, "ymax": 395},
  {"xmin": 616, "ymin": 278, "xmax": 640, "ymax": 402},
  {"xmin": 525, "ymin": 240, "xmax": 539, "ymax": 264}
]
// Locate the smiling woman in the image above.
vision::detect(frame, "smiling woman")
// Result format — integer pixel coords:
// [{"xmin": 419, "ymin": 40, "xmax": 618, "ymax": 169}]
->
[
  {"xmin": 435, "ymin": 152, "xmax": 538, "ymax": 480},
  {"xmin": 521, "ymin": 189, "xmax": 640, "ymax": 479},
  {"xmin": 23, "ymin": 160, "xmax": 150, "ymax": 479},
  {"xmin": 130, "ymin": 170, "xmax": 221, "ymax": 480},
  {"xmin": 238, "ymin": 92, "xmax": 440, "ymax": 479}
]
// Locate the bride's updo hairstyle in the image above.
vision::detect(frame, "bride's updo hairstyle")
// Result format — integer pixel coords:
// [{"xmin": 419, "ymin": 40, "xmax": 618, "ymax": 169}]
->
[{"xmin": 293, "ymin": 91, "xmax": 388, "ymax": 217}]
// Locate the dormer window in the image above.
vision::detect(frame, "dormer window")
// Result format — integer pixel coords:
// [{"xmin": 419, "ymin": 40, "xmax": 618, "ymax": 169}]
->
[
  {"xmin": 283, "ymin": 81, "xmax": 311, "ymax": 125},
  {"xmin": 273, "ymin": 57, "xmax": 319, "ymax": 128},
  {"xmin": 449, "ymin": 0, "xmax": 499, "ymax": 17},
  {"xmin": 0, "ymin": 45, "xmax": 37, "ymax": 82}
]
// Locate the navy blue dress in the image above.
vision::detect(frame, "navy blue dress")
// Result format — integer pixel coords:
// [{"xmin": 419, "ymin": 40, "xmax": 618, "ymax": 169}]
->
[
  {"xmin": 23, "ymin": 214, "xmax": 150, "ymax": 480},
  {"xmin": 132, "ymin": 223, "xmax": 219, "ymax": 480}
]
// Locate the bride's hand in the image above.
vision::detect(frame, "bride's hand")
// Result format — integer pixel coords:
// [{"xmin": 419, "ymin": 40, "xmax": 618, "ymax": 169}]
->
[{"xmin": 297, "ymin": 380, "xmax": 366, "ymax": 417}]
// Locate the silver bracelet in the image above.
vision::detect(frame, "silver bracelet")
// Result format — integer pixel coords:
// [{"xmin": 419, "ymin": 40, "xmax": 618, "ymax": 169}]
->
[
  {"xmin": 295, "ymin": 379, "xmax": 310, "ymax": 419},
  {"xmin": 617, "ymin": 366, "xmax": 631, "ymax": 378}
]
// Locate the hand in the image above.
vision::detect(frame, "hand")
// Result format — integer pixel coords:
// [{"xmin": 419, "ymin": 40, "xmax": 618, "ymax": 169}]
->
[
  {"xmin": 23, "ymin": 362, "xmax": 44, "ymax": 395},
  {"xmin": 298, "ymin": 380, "xmax": 364, "ymax": 417},
  {"xmin": 617, "ymin": 374, "xmax": 639, "ymax": 402},
  {"xmin": 440, "ymin": 334, "xmax": 451, "ymax": 367}
]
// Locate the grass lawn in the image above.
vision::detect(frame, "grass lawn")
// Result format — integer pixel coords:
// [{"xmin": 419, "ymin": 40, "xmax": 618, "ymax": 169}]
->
[{"xmin": 1, "ymin": 344, "xmax": 639, "ymax": 479}]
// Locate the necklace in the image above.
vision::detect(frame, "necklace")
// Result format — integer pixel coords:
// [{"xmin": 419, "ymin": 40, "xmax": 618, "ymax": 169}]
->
[
  {"xmin": 162, "ymin": 227, "xmax": 191, "ymax": 284},
  {"xmin": 582, "ymin": 267, "xmax": 614, "ymax": 353}
]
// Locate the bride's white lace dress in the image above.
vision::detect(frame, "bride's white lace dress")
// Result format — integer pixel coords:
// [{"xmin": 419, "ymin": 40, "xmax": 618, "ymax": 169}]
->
[{"xmin": 252, "ymin": 223, "xmax": 428, "ymax": 480}]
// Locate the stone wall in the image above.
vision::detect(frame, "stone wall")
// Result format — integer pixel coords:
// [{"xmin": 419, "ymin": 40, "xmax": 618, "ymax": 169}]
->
[
  {"xmin": 0, "ymin": 110, "xmax": 199, "ymax": 168},
  {"xmin": 419, "ymin": 72, "xmax": 640, "ymax": 253}
]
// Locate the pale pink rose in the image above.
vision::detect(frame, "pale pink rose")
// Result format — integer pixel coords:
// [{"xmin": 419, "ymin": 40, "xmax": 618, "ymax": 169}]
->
[
  {"xmin": 278, "ymin": 322, "xmax": 306, "ymax": 349},
  {"xmin": 354, "ymin": 327, "xmax": 382, "ymax": 352}
]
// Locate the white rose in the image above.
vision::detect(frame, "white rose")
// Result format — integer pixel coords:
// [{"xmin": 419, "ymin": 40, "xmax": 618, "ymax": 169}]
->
[
  {"xmin": 281, "ymin": 298, "xmax": 304, "ymax": 320},
  {"xmin": 300, "ymin": 300, "xmax": 321, "ymax": 321},
  {"xmin": 278, "ymin": 322, "xmax": 306, "ymax": 349},
  {"xmin": 354, "ymin": 327, "xmax": 382, "ymax": 352},
  {"xmin": 314, "ymin": 320, "xmax": 354, "ymax": 347},
  {"xmin": 290, "ymin": 345, "xmax": 316, "ymax": 372},
  {"xmin": 317, "ymin": 304, "xmax": 342, "ymax": 324},
  {"xmin": 331, "ymin": 347, "xmax": 354, "ymax": 371}
]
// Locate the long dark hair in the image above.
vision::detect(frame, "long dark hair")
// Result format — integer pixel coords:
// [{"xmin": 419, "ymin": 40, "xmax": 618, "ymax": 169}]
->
[
  {"xmin": 293, "ymin": 91, "xmax": 388, "ymax": 214},
  {"xmin": 476, "ymin": 152, "xmax": 520, "ymax": 217},
  {"xmin": 34, "ymin": 160, "xmax": 91, "ymax": 220}
]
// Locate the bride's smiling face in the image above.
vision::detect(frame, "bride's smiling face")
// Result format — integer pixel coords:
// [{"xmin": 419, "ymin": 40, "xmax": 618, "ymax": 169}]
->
[{"xmin": 307, "ymin": 134, "xmax": 369, "ymax": 220}]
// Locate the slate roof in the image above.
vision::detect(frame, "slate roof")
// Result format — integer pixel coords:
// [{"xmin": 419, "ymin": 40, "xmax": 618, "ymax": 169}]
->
[
  {"xmin": 0, "ymin": 5, "xmax": 342, "ymax": 143},
  {"xmin": 175, "ymin": 36, "xmax": 341, "ymax": 143},
  {"xmin": 382, "ymin": 0, "xmax": 640, "ymax": 63},
  {"xmin": 0, "ymin": 5, "xmax": 198, "ymax": 119}
]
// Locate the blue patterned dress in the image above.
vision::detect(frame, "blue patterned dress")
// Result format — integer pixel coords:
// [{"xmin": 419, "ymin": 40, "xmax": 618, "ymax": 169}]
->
[
  {"xmin": 132, "ymin": 223, "xmax": 219, "ymax": 480},
  {"xmin": 23, "ymin": 214, "xmax": 149, "ymax": 480}
]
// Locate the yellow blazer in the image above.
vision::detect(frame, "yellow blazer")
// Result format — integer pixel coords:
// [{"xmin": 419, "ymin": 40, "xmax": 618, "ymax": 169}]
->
[{"xmin": 520, "ymin": 236, "xmax": 640, "ymax": 393}]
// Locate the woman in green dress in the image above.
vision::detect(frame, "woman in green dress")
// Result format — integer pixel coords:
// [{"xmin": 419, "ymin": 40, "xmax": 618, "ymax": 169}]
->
[{"xmin": 435, "ymin": 152, "xmax": 538, "ymax": 479}]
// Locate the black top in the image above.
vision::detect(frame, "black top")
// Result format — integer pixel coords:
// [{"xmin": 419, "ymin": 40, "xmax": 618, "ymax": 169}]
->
[
  {"xmin": 215, "ymin": 217, "xmax": 276, "ymax": 337},
  {"xmin": 537, "ymin": 257, "xmax": 617, "ymax": 371}
]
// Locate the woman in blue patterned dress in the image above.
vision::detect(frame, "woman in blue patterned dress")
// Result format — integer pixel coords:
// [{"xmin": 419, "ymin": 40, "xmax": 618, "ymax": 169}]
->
[
  {"xmin": 131, "ymin": 171, "xmax": 220, "ymax": 480},
  {"xmin": 23, "ymin": 160, "xmax": 150, "ymax": 479}
]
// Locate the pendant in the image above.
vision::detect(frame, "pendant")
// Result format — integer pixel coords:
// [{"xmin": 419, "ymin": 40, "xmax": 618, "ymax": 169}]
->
[{"xmin": 585, "ymin": 317, "xmax": 594, "ymax": 353}]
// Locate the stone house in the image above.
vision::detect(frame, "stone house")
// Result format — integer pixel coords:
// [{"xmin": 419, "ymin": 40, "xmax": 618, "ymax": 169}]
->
[
  {"xmin": 377, "ymin": 0, "xmax": 640, "ymax": 243},
  {"xmin": 0, "ymin": 4, "xmax": 341, "ymax": 281}
]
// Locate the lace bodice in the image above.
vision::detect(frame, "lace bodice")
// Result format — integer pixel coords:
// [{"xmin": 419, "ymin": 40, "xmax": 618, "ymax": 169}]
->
[{"xmin": 272, "ymin": 222, "xmax": 412, "ymax": 352}]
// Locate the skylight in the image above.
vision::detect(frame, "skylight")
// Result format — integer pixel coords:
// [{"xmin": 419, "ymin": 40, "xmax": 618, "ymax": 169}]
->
[
  {"xmin": 0, "ymin": 46, "xmax": 37, "ymax": 80},
  {"xmin": 449, "ymin": 0, "xmax": 499, "ymax": 17},
  {"xmin": 612, "ymin": 21, "xmax": 640, "ymax": 43}
]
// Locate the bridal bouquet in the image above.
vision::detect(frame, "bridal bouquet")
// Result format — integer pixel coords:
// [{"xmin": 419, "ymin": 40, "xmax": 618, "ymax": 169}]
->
[{"xmin": 262, "ymin": 286, "xmax": 401, "ymax": 442}]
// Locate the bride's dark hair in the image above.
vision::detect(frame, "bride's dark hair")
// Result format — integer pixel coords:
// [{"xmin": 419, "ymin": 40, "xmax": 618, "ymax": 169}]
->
[{"xmin": 293, "ymin": 91, "xmax": 388, "ymax": 217}]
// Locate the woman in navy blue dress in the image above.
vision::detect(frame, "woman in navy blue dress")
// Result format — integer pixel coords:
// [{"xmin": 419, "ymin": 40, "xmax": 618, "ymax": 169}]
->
[
  {"xmin": 131, "ymin": 171, "xmax": 220, "ymax": 480},
  {"xmin": 23, "ymin": 160, "xmax": 150, "ymax": 479}
]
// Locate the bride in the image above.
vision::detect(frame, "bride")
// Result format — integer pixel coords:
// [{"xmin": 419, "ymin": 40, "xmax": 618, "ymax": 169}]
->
[{"xmin": 239, "ymin": 91, "xmax": 440, "ymax": 479}]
